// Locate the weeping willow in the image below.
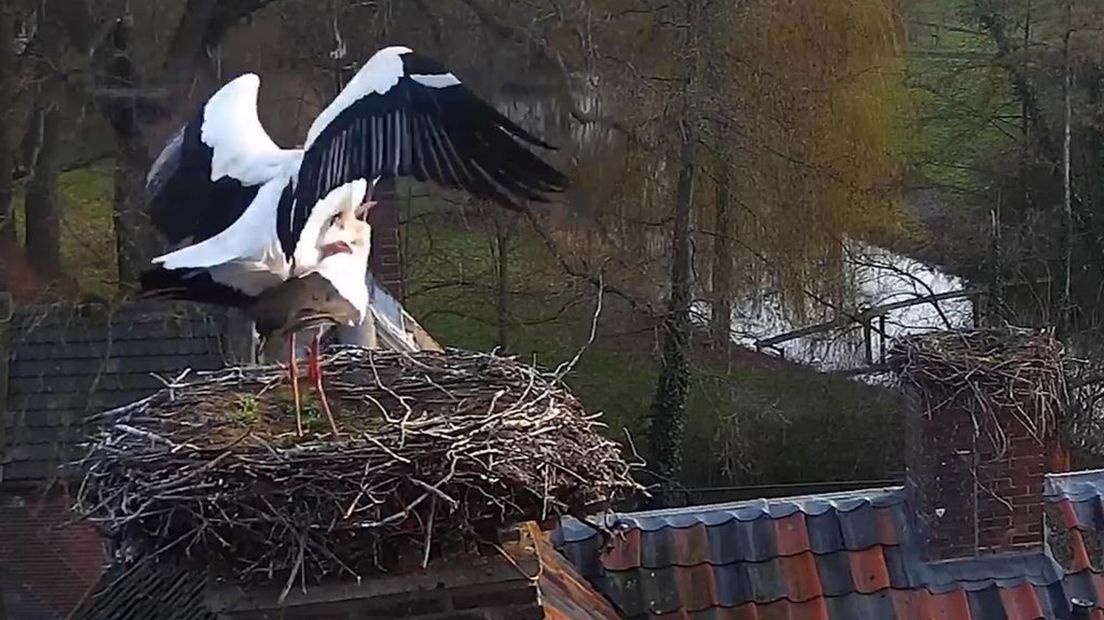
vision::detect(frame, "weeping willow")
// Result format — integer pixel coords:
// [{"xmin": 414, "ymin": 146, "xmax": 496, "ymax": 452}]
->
[{"xmin": 546, "ymin": 0, "xmax": 906, "ymax": 321}]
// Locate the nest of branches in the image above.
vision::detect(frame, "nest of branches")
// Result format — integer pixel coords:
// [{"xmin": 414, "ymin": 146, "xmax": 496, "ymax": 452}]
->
[
  {"xmin": 887, "ymin": 327, "xmax": 1066, "ymax": 455},
  {"xmin": 75, "ymin": 347, "xmax": 643, "ymax": 587}
]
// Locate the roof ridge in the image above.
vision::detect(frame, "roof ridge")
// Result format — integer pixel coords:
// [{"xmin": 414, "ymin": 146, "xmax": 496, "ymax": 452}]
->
[{"xmin": 558, "ymin": 486, "xmax": 907, "ymax": 543}]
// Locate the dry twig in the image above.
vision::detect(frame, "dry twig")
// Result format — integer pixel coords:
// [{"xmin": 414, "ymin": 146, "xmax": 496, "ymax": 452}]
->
[{"xmin": 887, "ymin": 327, "xmax": 1066, "ymax": 456}]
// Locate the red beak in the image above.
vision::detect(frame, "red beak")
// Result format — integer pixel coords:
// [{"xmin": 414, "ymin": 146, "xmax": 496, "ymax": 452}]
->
[
  {"xmin": 319, "ymin": 241, "xmax": 352, "ymax": 258},
  {"xmin": 355, "ymin": 200, "xmax": 377, "ymax": 220}
]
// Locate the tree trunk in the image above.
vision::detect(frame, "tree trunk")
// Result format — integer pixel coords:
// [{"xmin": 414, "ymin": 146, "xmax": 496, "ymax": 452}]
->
[
  {"xmin": 711, "ymin": 167, "xmax": 733, "ymax": 345},
  {"xmin": 492, "ymin": 208, "xmax": 510, "ymax": 350},
  {"xmin": 1059, "ymin": 0, "xmax": 1072, "ymax": 339},
  {"xmin": 646, "ymin": 0, "xmax": 703, "ymax": 509},
  {"xmin": 0, "ymin": 2, "xmax": 16, "ymax": 240},
  {"xmin": 24, "ymin": 87, "xmax": 63, "ymax": 279},
  {"xmin": 104, "ymin": 16, "xmax": 157, "ymax": 288},
  {"xmin": 112, "ymin": 130, "xmax": 153, "ymax": 287},
  {"xmin": 647, "ymin": 125, "xmax": 697, "ymax": 507}
]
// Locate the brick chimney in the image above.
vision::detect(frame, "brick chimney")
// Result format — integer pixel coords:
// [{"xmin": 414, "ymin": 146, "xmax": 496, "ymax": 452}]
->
[
  {"xmin": 368, "ymin": 177, "xmax": 403, "ymax": 301},
  {"xmin": 897, "ymin": 329, "xmax": 1062, "ymax": 561}
]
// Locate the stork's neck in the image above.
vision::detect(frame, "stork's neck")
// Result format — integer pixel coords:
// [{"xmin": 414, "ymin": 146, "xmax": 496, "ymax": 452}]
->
[{"xmin": 311, "ymin": 252, "xmax": 370, "ymax": 323}]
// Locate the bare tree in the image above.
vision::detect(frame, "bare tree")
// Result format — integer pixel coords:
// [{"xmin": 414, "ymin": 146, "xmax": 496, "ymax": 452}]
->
[
  {"xmin": 1060, "ymin": 0, "xmax": 1073, "ymax": 338},
  {"xmin": 646, "ymin": 0, "xmax": 704, "ymax": 506},
  {"xmin": 23, "ymin": 89, "xmax": 62, "ymax": 277}
]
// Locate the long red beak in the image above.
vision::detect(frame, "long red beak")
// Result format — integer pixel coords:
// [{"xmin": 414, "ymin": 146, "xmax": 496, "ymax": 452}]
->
[{"xmin": 320, "ymin": 241, "xmax": 352, "ymax": 258}]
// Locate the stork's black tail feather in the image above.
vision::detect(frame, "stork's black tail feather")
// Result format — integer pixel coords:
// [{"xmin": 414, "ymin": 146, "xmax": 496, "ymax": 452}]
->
[{"xmin": 138, "ymin": 267, "xmax": 255, "ymax": 309}]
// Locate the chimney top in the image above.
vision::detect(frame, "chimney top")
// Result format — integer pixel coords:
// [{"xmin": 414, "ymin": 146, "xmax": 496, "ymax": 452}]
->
[{"xmin": 890, "ymin": 328, "xmax": 1065, "ymax": 560}]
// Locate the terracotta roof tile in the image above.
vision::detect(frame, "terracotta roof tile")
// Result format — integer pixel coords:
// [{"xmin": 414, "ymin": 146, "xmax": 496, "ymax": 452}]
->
[
  {"xmin": 772, "ymin": 513, "xmax": 810, "ymax": 556},
  {"xmin": 674, "ymin": 523, "xmax": 714, "ymax": 565},
  {"xmin": 1000, "ymin": 582, "xmax": 1046, "ymax": 620},
  {"xmin": 890, "ymin": 588, "xmax": 934, "ymax": 619},
  {"xmin": 848, "ymin": 546, "xmax": 891, "ymax": 594},
  {"xmin": 877, "ymin": 505, "xmax": 902, "ymax": 546},
  {"xmin": 1047, "ymin": 469, "xmax": 1104, "ymax": 617},
  {"xmin": 779, "ymin": 553, "xmax": 822, "ymax": 602},
  {"xmin": 603, "ymin": 527, "xmax": 642, "ymax": 571},
  {"xmin": 927, "ymin": 588, "xmax": 971, "ymax": 618}
]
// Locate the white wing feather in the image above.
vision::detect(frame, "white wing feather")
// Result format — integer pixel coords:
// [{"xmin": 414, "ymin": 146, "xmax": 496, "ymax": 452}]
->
[
  {"xmin": 303, "ymin": 46, "xmax": 411, "ymax": 149},
  {"xmin": 152, "ymin": 178, "xmax": 289, "ymax": 271},
  {"xmin": 201, "ymin": 73, "xmax": 302, "ymax": 185}
]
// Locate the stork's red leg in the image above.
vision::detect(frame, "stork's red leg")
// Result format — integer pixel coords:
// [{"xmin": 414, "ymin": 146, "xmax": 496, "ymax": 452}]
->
[
  {"xmin": 308, "ymin": 333, "xmax": 340, "ymax": 437},
  {"xmin": 307, "ymin": 332, "xmax": 320, "ymax": 384},
  {"xmin": 289, "ymin": 332, "xmax": 304, "ymax": 437}
]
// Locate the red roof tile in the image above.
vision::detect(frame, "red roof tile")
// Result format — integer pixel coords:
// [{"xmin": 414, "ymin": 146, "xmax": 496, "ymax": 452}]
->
[
  {"xmin": 1001, "ymin": 582, "xmax": 1046, "ymax": 620},
  {"xmin": 672, "ymin": 563, "xmax": 718, "ymax": 611},
  {"xmin": 772, "ymin": 513, "xmax": 810, "ymax": 556},
  {"xmin": 674, "ymin": 522, "xmax": 713, "ymax": 565},
  {"xmin": 779, "ymin": 553, "xmax": 822, "ymax": 602},
  {"xmin": 604, "ymin": 527, "xmax": 642, "ymax": 571},
  {"xmin": 0, "ymin": 488, "xmax": 106, "ymax": 618},
  {"xmin": 756, "ymin": 596, "xmax": 830, "ymax": 620},
  {"xmin": 848, "ymin": 546, "xmax": 891, "ymax": 594},
  {"xmin": 876, "ymin": 505, "xmax": 901, "ymax": 546},
  {"xmin": 929, "ymin": 588, "xmax": 971, "ymax": 618}
]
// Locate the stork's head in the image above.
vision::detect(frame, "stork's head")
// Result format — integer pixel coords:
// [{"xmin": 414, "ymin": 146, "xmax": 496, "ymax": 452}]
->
[
  {"xmin": 317, "ymin": 177, "xmax": 378, "ymax": 261},
  {"xmin": 309, "ymin": 177, "xmax": 380, "ymax": 324}
]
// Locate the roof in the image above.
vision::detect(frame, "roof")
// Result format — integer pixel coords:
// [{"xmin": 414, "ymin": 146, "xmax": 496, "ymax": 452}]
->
[
  {"xmin": 528, "ymin": 522, "xmax": 624, "ymax": 620},
  {"xmin": 70, "ymin": 557, "xmax": 213, "ymax": 620},
  {"xmin": 1, "ymin": 301, "xmax": 242, "ymax": 482},
  {"xmin": 1, "ymin": 575, "xmax": 62, "ymax": 620},
  {"xmin": 554, "ymin": 484, "xmax": 1088, "ymax": 619},
  {"xmin": 72, "ymin": 522, "xmax": 618, "ymax": 620},
  {"xmin": 1045, "ymin": 468, "xmax": 1104, "ymax": 616}
]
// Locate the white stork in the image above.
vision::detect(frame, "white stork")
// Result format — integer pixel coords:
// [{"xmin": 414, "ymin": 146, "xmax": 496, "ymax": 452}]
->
[
  {"xmin": 141, "ymin": 179, "xmax": 376, "ymax": 436},
  {"xmin": 139, "ymin": 45, "xmax": 568, "ymax": 434}
]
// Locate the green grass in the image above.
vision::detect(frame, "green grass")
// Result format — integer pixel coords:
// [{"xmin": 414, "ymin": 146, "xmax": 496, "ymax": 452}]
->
[
  {"xmin": 898, "ymin": 0, "xmax": 1019, "ymax": 189},
  {"xmin": 13, "ymin": 161, "xmax": 118, "ymax": 297},
  {"xmin": 402, "ymin": 209, "xmax": 903, "ymax": 488}
]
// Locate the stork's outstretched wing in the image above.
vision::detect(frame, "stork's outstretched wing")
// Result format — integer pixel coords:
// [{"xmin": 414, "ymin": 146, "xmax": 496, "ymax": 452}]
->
[
  {"xmin": 146, "ymin": 73, "xmax": 301, "ymax": 247},
  {"xmin": 276, "ymin": 46, "xmax": 569, "ymax": 256}
]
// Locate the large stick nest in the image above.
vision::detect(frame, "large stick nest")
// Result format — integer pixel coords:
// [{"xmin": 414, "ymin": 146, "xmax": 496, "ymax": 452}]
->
[
  {"xmin": 887, "ymin": 327, "xmax": 1066, "ymax": 455},
  {"xmin": 75, "ymin": 347, "xmax": 643, "ymax": 585}
]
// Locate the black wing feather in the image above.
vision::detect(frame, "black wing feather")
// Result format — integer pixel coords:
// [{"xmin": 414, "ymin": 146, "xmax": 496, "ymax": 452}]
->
[
  {"xmin": 280, "ymin": 59, "xmax": 570, "ymax": 247},
  {"xmin": 146, "ymin": 104, "xmax": 260, "ymax": 247},
  {"xmin": 138, "ymin": 266, "xmax": 255, "ymax": 309}
]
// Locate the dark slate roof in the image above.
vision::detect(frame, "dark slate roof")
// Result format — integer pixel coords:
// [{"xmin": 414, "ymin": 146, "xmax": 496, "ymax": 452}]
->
[
  {"xmin": 69, "ymin": 558, "xmax": 214, "ymax": 620},
  {"xmin": 1045, "ymin": 468, "xmax": 1104, "ymax": 616},
  {"xmin": 554, "ymin": 486, "xmax": 1081, "ymax": 619},
  {"xmin": 1, "ymin": 301, "xmax": 248, "ymax": 482}
]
